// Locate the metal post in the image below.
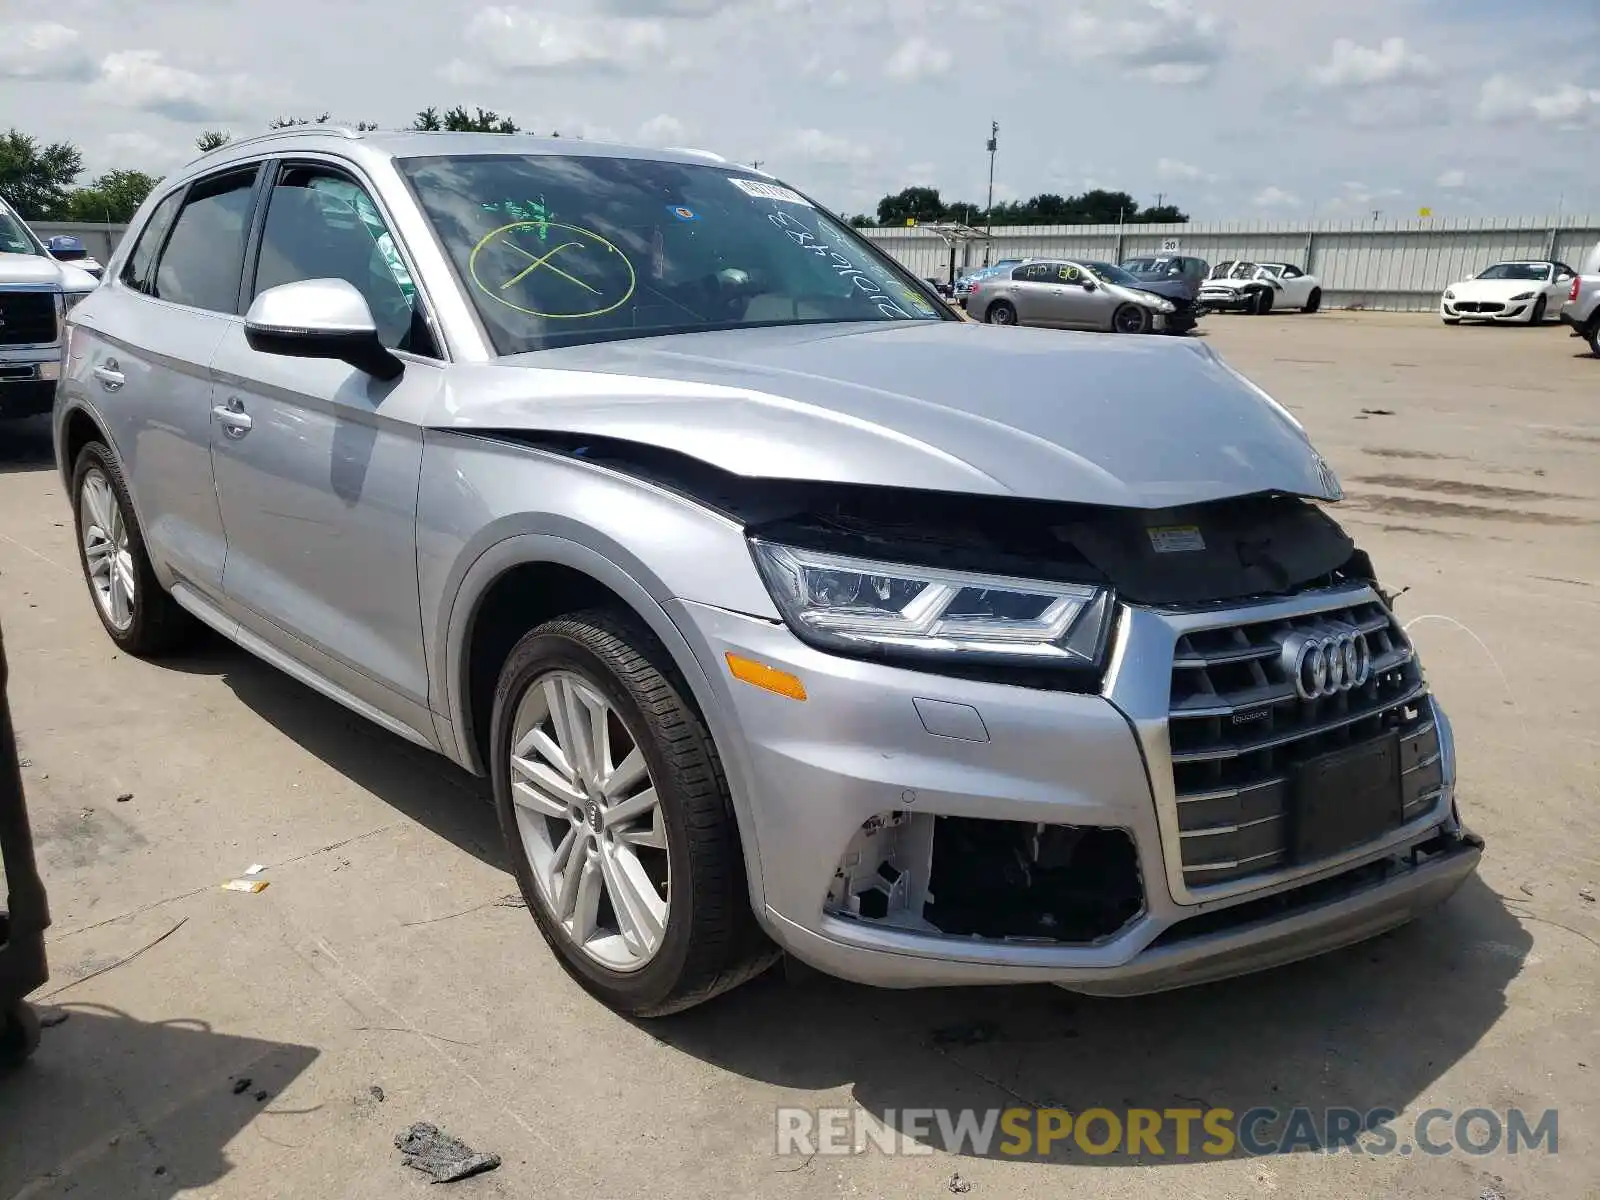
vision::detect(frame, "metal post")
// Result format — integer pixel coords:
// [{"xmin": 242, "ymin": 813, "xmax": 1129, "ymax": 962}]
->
[{"xmin": 983, "ymin": 121, "xmax": 998, "ymax": 265}]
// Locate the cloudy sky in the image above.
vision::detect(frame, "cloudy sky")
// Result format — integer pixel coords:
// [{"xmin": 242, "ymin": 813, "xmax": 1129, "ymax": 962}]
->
[{"xmin": 2, "ymin": 0, "xmax": 1597, "ymax": 221}]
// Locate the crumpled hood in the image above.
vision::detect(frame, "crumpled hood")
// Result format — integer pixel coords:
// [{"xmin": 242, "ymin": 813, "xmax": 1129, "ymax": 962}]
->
[
  {"xmin": 0, "ymin": 252, "xmax": 96, "ymax": 290},
  {"xmin": 1200, "ymin": 276, "xmax": 1263, "ymax": 293},
  {"xmin": 439, "ymin": 320, "xmax": 1340, "ymax": 510},
  {"xmin": 1124, "ymin": 276, "xmax": 1198, "ymax": 303}
]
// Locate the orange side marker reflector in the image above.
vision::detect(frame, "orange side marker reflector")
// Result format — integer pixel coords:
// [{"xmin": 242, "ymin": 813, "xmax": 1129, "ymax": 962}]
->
[{"xmin": 725, "ymin": 652, "xmax": 807, "ymax": 701}]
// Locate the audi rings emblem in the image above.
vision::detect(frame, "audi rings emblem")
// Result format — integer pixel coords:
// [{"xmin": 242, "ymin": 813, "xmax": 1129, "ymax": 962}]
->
[{"xmin": 1280, "ymin": 626, "xmax": 1372, "ymax": 700}]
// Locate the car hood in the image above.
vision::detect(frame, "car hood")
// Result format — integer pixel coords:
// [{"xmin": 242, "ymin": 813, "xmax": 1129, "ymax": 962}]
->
[
  {"xmin": 1123, "ymin": 277, "xmax": 1197, "ymax": 303},
  {"xmin": 438, "ymin": 321, "xmax": 1340, "ymax": 510},
  {"xmin": 1200, "ymin": 276, "xmax": 1264, "ymax": 292},
  {"xmin": 1448, "ymin": 278, "xmax": 1547, "ymax": 300},
  {"xmin": 0, "ymin": 251, "xmax": 97, "ymax": 290}
]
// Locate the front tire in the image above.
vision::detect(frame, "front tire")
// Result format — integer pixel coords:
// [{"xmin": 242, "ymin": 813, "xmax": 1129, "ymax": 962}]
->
[
  {"xmin": 490, "ymin": 610, "xmax": 775, "ymax": 1016},
  {"xmin": 70, "ymin": 442, "xmax": 194, "ymax": 656},
  {"xmin": 1112, "ymin": 304, "xmax": 1150, "ymax": 334},
  {"xmin": 1529, "ymin": 296, "xmax": 1547, "ymax": 325},
  {"xmin": 1303, "ymin": 288, "xmax": 1322, "ymax": 314},
  {"xmin": 985, "ymin": 300, "xmax": 1017, "ymax": 326},
  {"xmin": 1443, "ymin": 316, "xmax": 1461, "ymax": 325},
  {"xmin": 1253, "ymin": 288, "xmax": 1274, "ymax": 315}
]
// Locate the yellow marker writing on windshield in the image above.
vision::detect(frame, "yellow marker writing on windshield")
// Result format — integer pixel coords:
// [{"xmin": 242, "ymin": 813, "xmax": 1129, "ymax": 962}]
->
[{"xmin": 499, "ymin": 240, "xmax": 600, "ymax": 295}]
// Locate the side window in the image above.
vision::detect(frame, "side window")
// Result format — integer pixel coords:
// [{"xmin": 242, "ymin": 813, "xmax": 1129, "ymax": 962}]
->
[
  {"xmin": 119, "ymin": 190, "xmax": 184, "ymax": 294},
  {"xmin": 152, "ymin": 170, "xmax": 258, "ymax": 312},
  {"xmin": 1282, "ymin": 265, "xmax": 1303, "ymax": 278},
  {"xmin": 251, "ymin": 166, "xmax": 435, "ymax": 356}
]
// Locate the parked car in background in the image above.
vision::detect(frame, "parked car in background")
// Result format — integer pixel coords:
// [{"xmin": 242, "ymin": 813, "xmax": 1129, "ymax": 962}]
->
[
  {"xmin": 1440, "ymin": 261, "xmax": 1575, "ymax": 326},
  {"xmin": 1198, "ymin": 261, "xmax": 1323, "ymax": 315},
  {"xmin": 1119, "ymin": 255, "xmax": 1211, "ymax": 334},
  {"xmin": 56, "ymin": 128, "xmax": 1481, "ymax": 1018},
  {"xmin": 45, "ymin": 235, "xmax": 105, "ymax": 280},
  {"xmin": 967, "ymin": 259, "xmax": 1177, "ymax": 333},
  {"xmin": 1, "ymin": 195, "xmax": 99, "ymax": 420},
  {"xmin": 1559, "ymin": 269, "xmax": 1600, "ymax": 355},
  {"xmin": 953, "ymin": 258, "xmax": 1025, "ymax": 306}
]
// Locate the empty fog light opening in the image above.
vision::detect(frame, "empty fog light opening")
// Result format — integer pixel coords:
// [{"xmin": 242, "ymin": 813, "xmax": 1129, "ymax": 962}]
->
[{"xmin": 825, "ymin": 812, "xmax": 1145, "ymax": 944}]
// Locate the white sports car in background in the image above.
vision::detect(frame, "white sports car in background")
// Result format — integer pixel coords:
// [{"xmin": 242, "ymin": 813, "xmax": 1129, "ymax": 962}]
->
[
  {"xmin": 1441, "ymin": 260, "xmax": 1576, "ymax": 325},
  {"xmin": 1197, "ymin": 261, "xmax": 1323, "ymax": 315}
]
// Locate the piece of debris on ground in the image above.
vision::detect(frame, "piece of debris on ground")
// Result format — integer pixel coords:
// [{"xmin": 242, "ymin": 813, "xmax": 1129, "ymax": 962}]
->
[
  {"xmin": 948, "ymin": 1171, "xmax": 973, "ymax": 1194},
  {"xmin": 1360, "ymin": 407, "xmax": 1396, "ymax": 416},
  {"xmin": 395, "ymin": 1122, "xmax": 502, "ymax": 1183},
  {"xmin": 370, "ymin": 1085, "xmax": 386, "ymax": 1102},
  {"xmin": 115, "ymin": 792, "xmax": 132, "ymax": 803},
  {"xmin": 232, "ymin": 1078, "xmax": 252, "ymax": 1095},
  {"xmin": 1579, "ymin": 887, "xmax": 1595, "ymax": 903}
]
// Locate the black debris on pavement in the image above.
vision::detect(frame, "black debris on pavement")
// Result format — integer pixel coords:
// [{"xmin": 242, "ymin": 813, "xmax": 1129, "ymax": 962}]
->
[
  {"xmin": 255, "ymin": 1090, "xmax": 269, "ymax": 1102},
  {"xmin": 1360, "ymin": 407, "xmax": 1396, "ymax": 416},
  {"xmin": 115, "ymin": 792, "xmax": 133, "ymax": 803},
  {"xmin": 948, "ymin": 1172, "xmax": 973, "ymax": 1194},
  {"xmin": 232, "ymin": 1078, "xmax": 252, "ymax": 1095},
  {"xmin": 395, "ymin": 1122, "xmax": 502, "ymax": 1183},
  {"xmin": 370, "ymin": 1085, "xmax": 386, "ymax": 1102}
]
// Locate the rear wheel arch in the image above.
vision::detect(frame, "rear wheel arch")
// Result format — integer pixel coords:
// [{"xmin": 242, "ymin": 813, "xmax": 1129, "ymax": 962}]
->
[
  {"xmin": 444, "ymin": 536, "xmax": 770, "ymax": 908},
  {"xmin": 60, "ymin": 405, "xmax": 109, "ymax": 492}
]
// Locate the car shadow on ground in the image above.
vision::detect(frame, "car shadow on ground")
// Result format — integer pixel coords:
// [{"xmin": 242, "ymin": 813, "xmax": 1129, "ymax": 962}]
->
[
  {"xmin": 147, "ymin": 627, "xmax": 1526, "ymax": 1169},
  {"xmin": 0, "ymin": 416, "xmax": 57, "ymax": 476},
  {"xmin": 159, "ymin": 629, "xmax": 507, "ymax": 873},
  {"xmin": 652, "ymin": 876, "xmax": 1524, "ymax": 1166},
  {"xmin": 0, "ymin": 1003, "xmax": 319, "ymax": 1197}
]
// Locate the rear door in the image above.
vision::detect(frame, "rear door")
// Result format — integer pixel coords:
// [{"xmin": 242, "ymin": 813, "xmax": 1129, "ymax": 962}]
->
[
  {"xmin": 208, "ymin": 157, "xmax": 445, "ymax": 742},
  {"xmin": 61, "ymin": 168, "xmax": 262, "ymax": 602}
]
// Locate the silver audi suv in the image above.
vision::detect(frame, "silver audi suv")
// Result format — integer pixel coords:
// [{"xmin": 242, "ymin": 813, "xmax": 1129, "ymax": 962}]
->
[{"xmin": 54, "ymin": 129, "xmax": 1481, "ymax": 1016}]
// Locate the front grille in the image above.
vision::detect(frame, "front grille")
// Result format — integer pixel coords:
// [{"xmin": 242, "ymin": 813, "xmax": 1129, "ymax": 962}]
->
[
  {"xmin": 1454, "ymin": 302, "xmax": 1504, "ymax": 314},
  {"xmin": 0, "ymin": 291, "xmax": 57, "ymax": 346},
  {"xmin": 1166, "ymin": 595, "xmax": 1442, "ymax": 887}
]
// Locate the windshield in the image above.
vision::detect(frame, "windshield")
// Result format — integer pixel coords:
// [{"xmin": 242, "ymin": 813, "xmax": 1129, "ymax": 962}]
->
[
  {"xmin": 0, "ymin": 199, "xmax": 44, "ymax": 256},
  {"xmin": 1475, "ymin": 263, "xmax": 1550, "ymax": 281},
  {"xmin": 1227, "ymin": 262, "xmax": 1259, "ymax": 279},
  {"xmin": 400, "ymin": 154, "xmax": 944, "ymax": 354},
  {"xmin": 1082, "ymin": 261, "xmax": 1142, "ymax": 288}
]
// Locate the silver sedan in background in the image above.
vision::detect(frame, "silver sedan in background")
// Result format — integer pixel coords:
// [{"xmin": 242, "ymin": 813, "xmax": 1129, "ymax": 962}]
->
[{"xmin": 965, "ymin": 259, "xmax": 1177, "ymax": 333}]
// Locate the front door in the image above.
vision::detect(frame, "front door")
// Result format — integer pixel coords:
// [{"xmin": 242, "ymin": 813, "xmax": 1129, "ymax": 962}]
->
[{"xmin": 209, "ymin": 161, "xmax": 444, "ymax": 741}]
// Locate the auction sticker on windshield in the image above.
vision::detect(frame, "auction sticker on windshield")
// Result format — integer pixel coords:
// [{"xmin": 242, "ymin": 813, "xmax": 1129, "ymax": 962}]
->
[{"xmin": 730, "ymin": 179, "xmax": 812, "ymax": 206}]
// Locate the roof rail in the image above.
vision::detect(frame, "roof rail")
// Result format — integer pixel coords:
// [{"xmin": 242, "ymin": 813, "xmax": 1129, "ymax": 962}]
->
[
  {"xmin": 187, "ymin": 124, "xmax": 365, "ymax": 164},
  {"xmin": 664, "ymin": 147, "xmax": 728, "ymax": 163}
]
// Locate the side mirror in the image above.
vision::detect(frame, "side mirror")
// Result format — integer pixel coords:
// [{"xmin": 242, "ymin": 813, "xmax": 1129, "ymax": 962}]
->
[
  {"xmin": 1081, "ymin": 279, "xmax": 1097, "ymax": 291},
  {"xmin": 47, "ymin": 234, "xmax": 87, "ymax": 262},
  {"xmin": 244, "ymin": 278, "xmax": 403, "ymax": 382}
]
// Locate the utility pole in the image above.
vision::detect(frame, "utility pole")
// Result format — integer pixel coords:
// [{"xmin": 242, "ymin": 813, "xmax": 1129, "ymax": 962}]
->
[
  {"xmin": 1371, "ymin": 209, "xmax": 1381, "ymax": 224},
  {"xmin": 1155, "ymin": 192, "xmax": 1165, "ymax": 209},
  {"xmin": 984, "ymin": 120, "xmax": 998, "ymax": 263},
  {"xmin": 750, "ymin": 160, "xmax": 764, "ymax": 172}
]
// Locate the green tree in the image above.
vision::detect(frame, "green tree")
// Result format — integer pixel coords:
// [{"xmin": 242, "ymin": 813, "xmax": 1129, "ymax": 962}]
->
[
  {"xmin": 1138, "ymin": 203, "xmax": 1189, "ymax": 223},
  {"xmin": 876, "ymin": 186, "xmax": 946, "ymax": 226},
  {"xmin": 413, "ymin": 106, "xmax": 519, "ymax": 133},
  {"xmin": 268, "ymin": 112, "xmax": 332, "ymax": 128},
  {"xmin": 195, "ymin": 130, "xmax": 232, "ymax": 153},
  {"xmin": 0, "ymin": 128, "xmax": 84, "ymax": 219},
  {"xmin": 847, "ymin": 213, "xmax": 874, "ymax": 228},
  {"xmin": 66, "ymin": 170, "xmax": 160, "ymax": 223}
]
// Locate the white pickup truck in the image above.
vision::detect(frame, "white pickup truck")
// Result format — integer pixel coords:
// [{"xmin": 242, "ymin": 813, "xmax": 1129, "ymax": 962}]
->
[
  {"xmin": 1, "ymin": 195, "xmax": 100, "ymax": 420},
  {"xmin": 1559, "ymin": 268, "xmax": 1600, "ymax": 357}
]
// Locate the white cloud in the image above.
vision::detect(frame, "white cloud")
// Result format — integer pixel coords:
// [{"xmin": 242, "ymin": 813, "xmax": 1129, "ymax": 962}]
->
[
  {"xmin": 1477, "ymin": 75, "xmax": 1600, "ymax": 126},
  {"xmin": 0, "ymin": 21, "xmax": 96, "ymax": 82},
  {"xmin": 598, "ymin": 0, "xmax": 721, "ymax": 13},
  {"xmin": 637, "ymin": 113, "xmax": 690, "ymax": 144},
  {"xmin": 1156, "ymin": 156, "xmax": 1212, "ymax": 182},
  {"xmin": 464, "ymin": 6, "xmax": 669, "ymax": 72},
  {"xmin": 1252, "ymin": 185, "xmax": 1300, "ymax": 209},
  {"xmin": 787, "ymin": 128, "xmax": 873, "ymax": 165},
  {"xmin": 1310, "ymin": 37, "xmax": 1435, "ymax": 89},
  {"xmin": 86, "ymin": 130, "xmax": 192, "ymax": 176},
  {"xmin": 884, "ymin": 37, "xmax": 953, "ymax": 83},
  {"xmin": 1057, "ymin": 0, "xmax": 1227, "ymax": 86},
  {"xmin": 88, "ymin": 50, "xmax": 258, "ymax": 122},
  {"xmin": 1436, "ymin": 168, "xmax": 1467, "ymax": 190}
]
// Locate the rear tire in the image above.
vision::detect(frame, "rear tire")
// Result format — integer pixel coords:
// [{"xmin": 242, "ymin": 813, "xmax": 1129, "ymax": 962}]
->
[
  {"xmin": 1586, "ymin": 321, "xmax": 1600, "ymax": 356},
  {"xmin": 0, "ymin": 1003, "xmax": 41, "ymax": 1070},
  {"xmin": 490, "ymin": 609, "xmax": 776, "ymax": 1017},
  {"xmin": 70, "ymin": 442, "xmax": 195, "ymax": 656},
  {"xmin": 985, "ymin": 300, "xmax": 1017, "ymax": 326},
  {"xmin": 1302, "ymin": 288, "xmax": 1322, "ymax": 314}
]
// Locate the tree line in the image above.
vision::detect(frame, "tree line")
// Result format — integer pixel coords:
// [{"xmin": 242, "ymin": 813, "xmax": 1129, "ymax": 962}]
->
[
  {"xmin": 854, "ymin": 185, "xmax": 1188, "ymax": 229},
  {"xmin": 0, "ymin": 106, "xmax": 555, "ymax": 224}
]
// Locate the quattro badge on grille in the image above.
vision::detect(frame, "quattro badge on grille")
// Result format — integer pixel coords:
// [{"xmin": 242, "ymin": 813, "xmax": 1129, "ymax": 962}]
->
[{"xmin": 1281, "ymin": 625, "xmax": 1372, "ymax": 700}]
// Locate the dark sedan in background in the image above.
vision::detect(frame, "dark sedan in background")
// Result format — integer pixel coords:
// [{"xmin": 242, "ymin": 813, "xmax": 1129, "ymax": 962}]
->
[{"xmin": 1119, "ymin": 255, "xmax": 1210, "ymax": 334}]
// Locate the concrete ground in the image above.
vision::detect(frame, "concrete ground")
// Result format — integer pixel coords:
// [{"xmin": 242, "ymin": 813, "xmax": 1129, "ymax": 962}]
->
[{"xmin": 1, "ymin": 312, "xmax": 1596, "ymax": 1199}]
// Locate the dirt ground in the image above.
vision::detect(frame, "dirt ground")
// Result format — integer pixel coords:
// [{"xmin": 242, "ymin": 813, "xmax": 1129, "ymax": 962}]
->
[{"xmin": 1, "ymin": 312, "xmax": 1596, "ymax": 1199}]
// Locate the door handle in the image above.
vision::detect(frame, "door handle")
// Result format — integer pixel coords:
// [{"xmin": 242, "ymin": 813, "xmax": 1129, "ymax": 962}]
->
[
  {"xmin": 93, "ymin": 360, "xmax": 124, "ymax": 390},
  {"xmin": 213, "ymin": 396, "xmax": 252, "ymax": 439}
]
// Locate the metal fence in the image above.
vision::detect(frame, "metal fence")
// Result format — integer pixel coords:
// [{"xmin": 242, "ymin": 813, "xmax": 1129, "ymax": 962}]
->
[
  {"xmin": 26, "ymin": 215, "xmax": 1600, "ymax": 313},
  {"xmin": 861, "ymin": 216, "xmax": 1600, "ymax": 312}
]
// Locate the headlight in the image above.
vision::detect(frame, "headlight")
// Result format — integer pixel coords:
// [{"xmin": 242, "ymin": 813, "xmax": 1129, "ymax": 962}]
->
[
  {"xmin": 1153, "ymin": 298, "xmax": 1176, "ymax": 313},
  {"xmin": 1443, "ymin": 290, "xmax": 1455, "ymax": 300},
  {"xmin": 749, "ymin": 539, "xmax": 1115, "ymax": 670},
  {"xmin": 1509, "ymin": 291, "xmax": 1534, "ymax": 301}
]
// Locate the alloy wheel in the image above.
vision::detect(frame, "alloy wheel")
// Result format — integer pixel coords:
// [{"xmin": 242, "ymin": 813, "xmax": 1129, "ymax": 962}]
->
[
  {"xmin": 508, "ymin": 670, "xmax": 669, "ymax": 972},
  {"xmin": 1114, "ymin": 305, "xmax": 1148, "ymax": 334},
  {"xmin": 79, "ymin": 469, "xmax": 135, "ymax": 631}
]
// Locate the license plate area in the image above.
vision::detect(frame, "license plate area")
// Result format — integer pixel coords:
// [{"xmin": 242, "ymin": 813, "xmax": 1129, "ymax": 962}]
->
[{"xmin": 1287, "ymin": 733, "xmax": 1404, "ymax": 863}]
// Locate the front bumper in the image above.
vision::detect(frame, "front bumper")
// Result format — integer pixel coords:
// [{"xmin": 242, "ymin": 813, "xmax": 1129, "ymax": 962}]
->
[
  {"xmin": 671, "ymin": 594, "xmax": 1478, "ymax": 993},
  {"xmin": 1197, "ymin": 290, "xmax": 1252, "ymax": 312},
  {"xmin": 0, "ymin": 356, "xmax": 59, "ymax": 419},
  {"xmin": 1441, "ymin": 300, "xmax": 1531, "ymax": 323}
]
